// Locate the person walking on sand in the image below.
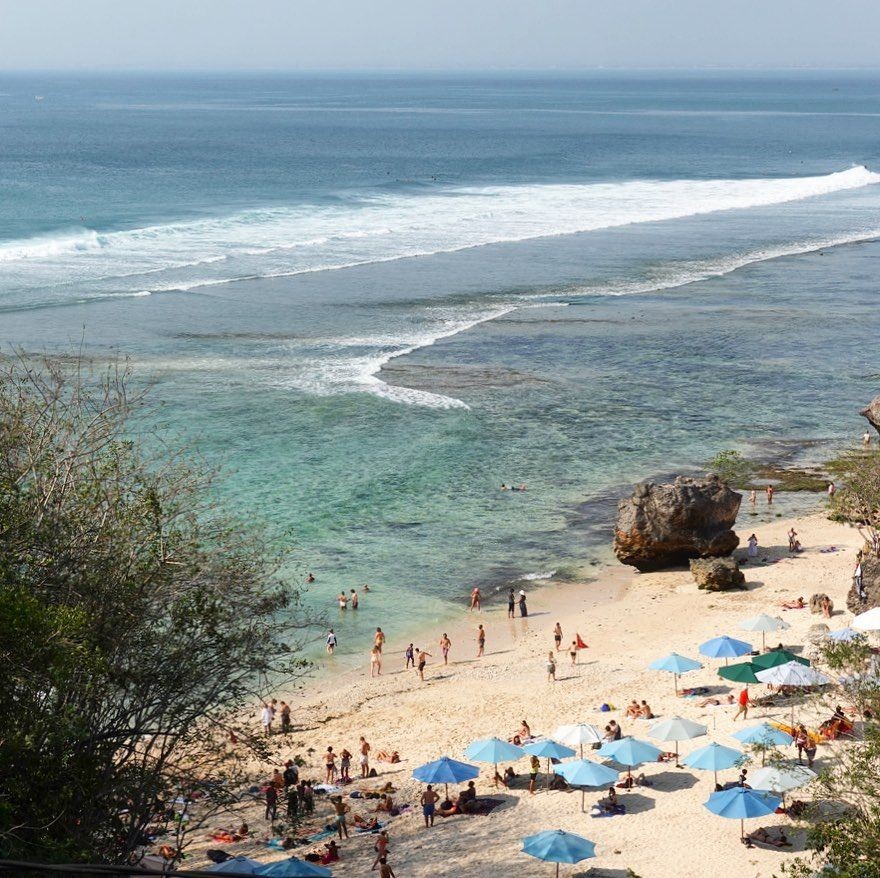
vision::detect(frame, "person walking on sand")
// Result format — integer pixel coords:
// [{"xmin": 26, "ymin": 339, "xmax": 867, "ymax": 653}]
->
[
  {"xmin": 477, "ymin": 624, "xmax": 486, "ymax": 657},
  {"xmin": 518, "ymin": 590, "xmax": 528, "ymax": 617},
  {"xmin": 766, "ymin": 485, "xmax": 774, "ymax": 505},
  {"xmin": 360, "ymin": 736, "xmax": 371, "ymax": 778},
  {"xmin": 326, "ymin": 629, "xmax": 337, "ymax": 654},
  {"xmin": 733, "ymin": 687, "xmax": 751, "ymax": 721},
  {"xmin": 374, "ymin": 627, "xmax": 386, "ymax": 653},
  {"xmin": 439, "ymin": 632, "xmax": 451, "ymax": 664},
  {"xmin": 553, "ymin": 622, "xmax": 563, "ymax": 651},
  {"xmin": 507, "ymin": 587, "xmax": 515, "ymax": 618},
  {"xmin": 373, "ymin": 857, "xmax": 395, "ymax": 878},
  {"xmin": 370, "ymin": 645, "xmax": 382, "ymax": 678},
  {"xmin": 469, "ymin": 586, "xmax": 481, "ymax": 612},
  {"xmin": 747, "ymin": 534, "xmax": 759, "ymax": 559},
  {"xmin": 546, "ymin": 651, "xmax": 556, "ymax": 682},
  {"xmin": 405, "ymin": 643, "xmax": 415, "ymax": 669},
  {"xmin": 420, "ymin": 785, "xmax": 440, "ymax": 827},
  {"xmin": 372, "ymin": 830, "xmax": 390, "ymax": 870},
  {"xmin": 417, "ymin": 648, "xmax": 432, "ymax": 681},
  {"xmin": 569, "ymin": 640, "xmax": 578, "ymax": 665}
]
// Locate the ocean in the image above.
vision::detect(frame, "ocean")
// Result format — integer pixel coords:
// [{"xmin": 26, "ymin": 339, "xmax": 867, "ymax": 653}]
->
[{"xmin": 2, "ymin": 72, "xmax": 880, "ymax": 654}]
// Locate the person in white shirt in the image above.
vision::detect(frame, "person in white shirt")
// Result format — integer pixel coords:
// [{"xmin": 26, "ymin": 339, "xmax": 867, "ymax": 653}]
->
[
  {"xmin": 326, "ymin": 629, "xmax": 338, "ymax": 654},
  {"xmin": 261, "ymin": 701, "xmax": 275, "ymax": 736}
]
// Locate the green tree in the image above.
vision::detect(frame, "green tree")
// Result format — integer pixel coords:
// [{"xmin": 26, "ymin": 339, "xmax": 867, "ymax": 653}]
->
[{"xmin": 0, "ymin": 354, "xmax": 313, "ymax": 865}]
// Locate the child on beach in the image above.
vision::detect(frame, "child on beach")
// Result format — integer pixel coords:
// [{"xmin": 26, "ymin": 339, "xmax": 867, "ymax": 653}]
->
[{"xmin": 405, "ymin": 643, "xmax": 415, "ymax": 669}]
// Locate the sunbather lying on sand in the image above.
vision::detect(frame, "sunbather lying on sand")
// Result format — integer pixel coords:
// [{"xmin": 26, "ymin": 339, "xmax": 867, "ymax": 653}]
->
[
  {"xmin": 698, "ymin": 694, "xmax": 735, "ymax": 707},
  {"xmin": 746, "ymin": 827, "xmax": 791, "ymax": 848},
  {"xmin": 781, "ymin": 597, "xmax": 806, "ymax": 610}
]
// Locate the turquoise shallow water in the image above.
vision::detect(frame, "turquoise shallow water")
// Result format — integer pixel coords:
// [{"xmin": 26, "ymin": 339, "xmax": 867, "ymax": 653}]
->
[{"xmin": 2, "ymin": 73, "xmax": 880, "ymax": 656}]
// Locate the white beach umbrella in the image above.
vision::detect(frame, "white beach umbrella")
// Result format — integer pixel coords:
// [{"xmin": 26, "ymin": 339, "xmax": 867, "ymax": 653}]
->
[
  {"xmin": 749, "ymin": 764, "xmax": 816, "ymax": 794},
  {"xmin": 740, "ymin": 614, "xmax": 790, "ymax": 650},
  {"xmin": 755, "ymin": 661, "xmax": 831, "ymax": 726},
  {"xmin": 648, "ymin": 716, "xmax": 707, "ymax": 766},
  {"xmin": 852, "ymin": 606, "xmax": 880, "ymax": 631},
  {"xmin": 554, "ymin": 724, "xmax": 603, "ymax": 758}
]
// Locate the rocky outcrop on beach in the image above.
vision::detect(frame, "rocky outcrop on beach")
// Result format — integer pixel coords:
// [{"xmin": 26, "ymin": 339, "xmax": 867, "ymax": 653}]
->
[
  {"xmin": 613, "ymin": 475, "xmax": 742, "ymax": 571},
  {"xmin": 689, "ymin": 557, "xmax": 746, "ymax": 591},
  {"xmin": 847, "ymin": 550, "xmax": 880, "ymax": 613},
  {"xmin": 809, "ymin": 593, "xmax": 833, "ymax": 614},
  {"xmin": 860, "ymin": 395, "xmax": 880, "ymax": 437}
]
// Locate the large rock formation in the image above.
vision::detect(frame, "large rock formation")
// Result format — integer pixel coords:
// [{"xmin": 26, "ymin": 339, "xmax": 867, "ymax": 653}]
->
[
  {"xmin": 860, "ymin": 395, "xmax": 880, "ymax": 437},
  {"xmin": 847, "ymin": 550, "xmax": 880, "ymax": 613},
  {"xmin": 689, "ymin": 557, "xmax": 746, "ymax": 591},
  {"xmin": 614, "ymin": 475, "xmax": 742, "ymax": 571}
]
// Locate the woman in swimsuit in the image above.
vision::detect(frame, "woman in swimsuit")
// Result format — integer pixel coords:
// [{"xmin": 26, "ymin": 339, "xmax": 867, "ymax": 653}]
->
[{"xmin": 324, "ymin": 747, "xmax": 337, "ymax": 783}]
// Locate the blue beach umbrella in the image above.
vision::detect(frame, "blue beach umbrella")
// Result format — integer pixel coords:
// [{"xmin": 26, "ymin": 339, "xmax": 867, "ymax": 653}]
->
[
  {"xmin": 524, "ymin": 739, "xmax": 576, "ymax": 787},
  {"xmin": 412, "ymin": 755, "xmax": 479, "ymax": 796},
  {"xmin": 209, "ymin": 857, "xmax": 264, "ymax": 874},
  {"xmin": 704, "ymin": 786, "xmax": 781, "ymax": 839},
  {"xmin": 731, "ymin": 722, "xmax": 794, "ymax": 750},
  {"xmin": 554, "ymin": 759, "xmax": 620, "ymax": 812},
  {"xmin": 699, "ymin": 635, "xmax": 753, "ymax": 665},
  {"xmin": 649, "ymin": 652, "xmax": 703, "ymax": 693},
  {"xmin": 464, "ymin": 737, "xmax": 525, "ymax": 779},
  {"xmin": 598, "ymin": 737, "xmax": 662, "ymax": 777},
  {"xmin": 682, "ymin": 742, "xmax": 743, "ymax": 786},
  {"xmin": 522, "ymin": 829, "xmax": 596, "ymax": 878},
  {"xmin": 256, "ymin": 859, "xmax": 333, "ymax": 877}
]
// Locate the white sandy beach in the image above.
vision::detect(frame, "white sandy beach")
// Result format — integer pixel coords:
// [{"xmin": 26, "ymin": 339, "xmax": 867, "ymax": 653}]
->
[{"xmin": 192, "ymin": 507, "xmax": 866, "ymax": 878}]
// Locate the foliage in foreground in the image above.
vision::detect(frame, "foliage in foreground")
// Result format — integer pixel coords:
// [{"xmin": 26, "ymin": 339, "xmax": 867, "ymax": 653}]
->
[{"xmin": 0, "ymin": 355, "xmax": 312, "ymax": 864}]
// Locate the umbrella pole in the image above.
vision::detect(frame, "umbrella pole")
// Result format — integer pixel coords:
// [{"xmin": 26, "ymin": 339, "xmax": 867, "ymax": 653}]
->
[
  {"xmin": 714, "ymin": 769, "xmax": 718, "ymax": 787},
  {"xmin": 547, "ymin": 758, "xmax": 552, "ymax": 789},
  {"xmin": 762, "ymin": 631, "xmax": 766, "ymax": 651},
  {"xmin": 556, "ymin": 863, "xmax": 560, "ymax": 878},
  {"xmin": 494, "ymin": 762, "xmax": 498, "ymax": 788},
  {"xmin": 674, "ymin": 673, "xmax": 679, "ymax": 695},
  {"xmin": 581, "ymin": 789, "xmax": 586, "ymax": 813},
  {"xmin": 741, "ymin": 818, "xmax": 744, "ymax": 840},
  {"xmin": 675, "ymin": 741, "xmax": 680, "ymax": 768}
]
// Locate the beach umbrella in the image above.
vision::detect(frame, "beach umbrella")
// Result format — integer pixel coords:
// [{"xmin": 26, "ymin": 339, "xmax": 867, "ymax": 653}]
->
[
  {"xmin": 648, "ymin": 716, "xmax": 707, "ymax": 766},
  {"xmin": 209, "ymin": 857, "xmax": 265, "ymax": 875},
  {"xmin": 704, "ymin": 786, "xmax": 781, "ymax": 839},
  {"xmin": 554, "ymin": 723, "xmax": 603, "ymax": 758},
  {"xmin": 699, "ymin": 635, "xmax": 753, "ymax": 665},
  {"xmin": 852, "ymin": 606, "xmax": 880, "ymax": 631},
  {"xmin": 464, "ymin": 737, "xmax": 525, "ymax": 781},
  {"xmin": 731, "ymin": 722, "xmax": 794, "ymax": 748},
  {"xmin": 598, "ymin": 737, "xmax": 663, "ymax": 777},
  {"xmin": 554, "ymin": 759, "xmax": 620, "ymax": 812},
  {"xmin": 756, "ymin": 661, "xmax": 831, "ymax": 727},
  {"xmin": 649, "ymin": 652, "xmax": 703, "ymax": 694},
  {"xmin": 524, "ymin": 739, "xmax": 576, "ymax": 787},
  {"xmin": 752, "ymin": 649, "xmax": 810, "ymax": 669},
  {"xmin": 827, "ymin": 627, "xmax": 861, "ymax": 642},
  {"xmin": 718, "ymin": 661, "xmax": 761, "ymax": 684},
  {"xmin": 522, "ymin": 829, "xmax": 596, "ymax": 878},
  {"xmin": 412, "ymin": 756, "xmax": 479, "ymax": 797},
  {"xmin": 256, "ymin": 859, "xmax": 333, "ymax": 877},
  {"xmin": 682, "ymin": 742, "xmax": 743, "ymax": 787},
  {"xmin": 740, "ymin": 614, "xmax": 790, "ymax": 650},
  {"xmin": 750, "ymin": 763, "xmax": 816, "ymax": 804}
]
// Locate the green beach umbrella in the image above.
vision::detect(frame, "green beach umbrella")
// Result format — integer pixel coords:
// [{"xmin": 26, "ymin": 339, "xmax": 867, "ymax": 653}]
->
[
  {"xmin": 752, "ymin": 649, "xmax": 810, "ymax": 669},
  {"xmin": 718, "ymin": 662, "xmax": 761, "ymax": 684}
]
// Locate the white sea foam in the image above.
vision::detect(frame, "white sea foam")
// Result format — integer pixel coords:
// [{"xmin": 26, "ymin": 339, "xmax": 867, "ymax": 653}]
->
[{"xmin": 1, "ymin": 166, "xmax": 877, "ymax": 300}]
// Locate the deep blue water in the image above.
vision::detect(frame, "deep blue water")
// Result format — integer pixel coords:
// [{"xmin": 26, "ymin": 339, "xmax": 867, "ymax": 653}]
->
[{"xmin": 2, "ymin": 73, "xmax": 880, "ymax": 652}]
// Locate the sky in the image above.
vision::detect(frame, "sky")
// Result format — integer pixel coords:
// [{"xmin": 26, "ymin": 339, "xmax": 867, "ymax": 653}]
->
[{"xmin": 1, "ymin": 0, "xmax": 879, "ymax": 72}]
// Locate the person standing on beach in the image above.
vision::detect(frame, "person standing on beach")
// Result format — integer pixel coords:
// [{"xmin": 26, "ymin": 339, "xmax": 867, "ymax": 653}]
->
[
  {"xmin": 569, "ymin": 640, "xmax": 578, "ymax": 666},
  {"xmin": 766, "ymin": 485, "xmax": 774, "ymax": 505},
  {"xmin": 370, "ymin": 645, "xmax": 382, "ymax": 678},
  {"xmin": 420, "ymin": 785, "xmax": 440, "ymax": 827},
  {"xmin": 733, "ymin": 687, "xmax": 751, "ymax": 721},
  {"xmin": 359, "ymin": 737, "xmax": 371, "ymax": 778},
  {"xmin": 325, "ymin": 747, "xmax": 338, "ymax": 783},
  {"xmin": 374, "ymin": 857, "xmax": 395, "ymax": 878},
  {"xmin": 350, "ymin": 589, "xmax": 359, "ymax": 609},
  {"xmin": 439, "ymin": 632, "xmax": 451, "ymax": 664},
  {"xmin": 507, "ymin": 588, "xmax": 515, "ymax": 618},
  {"xmin": 528, "ymin": 755, "xmax": 540, "ymax": 795},
  {"xmin": 279, "ymin": 701, "xmax": 291, "ymax": 734},
  {"xmin": 332, "ymin": 796, "xmax": 350, "ymax": 839},
  {"xmin": 405, "ymin": 643, "xmax": 415, "ymax": 669},
  {"xmin": 553, "ymin": 622, "xmax": 563, "ymax": 651},
  {"xmin": 326, "ymin": 629, "xmax": 337, "ymax": 654},
  {"xmin": 788, "ymin": 528, "xmax": 798, "ymax": 552},
  {"xmin": 417, "ymin": 648, "xmax": 432, "ymax": 681},
  {"xmin": 469, "ymin": 586, "xmax": 481, "ymax": 612},
  {"xmin": 747, "ymin": 534, "xmax": 758, "ymax": 559},
  {"xmin": 374, "ymin": 627, "xmax": 386, "ymax": 654},
  {"xmin": 476, "ymin": 624, "xmax": 486, "ymax": 657},
  {"xmin": 518, "ymin": 590, "xmax": 528, "ymax": 617},
  {"xmin": 372, "ymin": 830, "xmax": 389, "ymax": 869},
  {"xmin": 546, "ymin": 651, "xmax": 556, "ymax": 682},
  {"xmin": 264, "ymin": 783, "xmax": 278, "ymax": 822},
  {"xmin": 260, "ymin": 701, "xmax": 274, "ymax": 736}
]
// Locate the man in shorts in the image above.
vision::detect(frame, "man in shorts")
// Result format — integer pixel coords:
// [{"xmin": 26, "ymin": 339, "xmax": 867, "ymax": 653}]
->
[
  {"xmin": 420, "ymin": 785, "xmax": 440, "ymax": 827},
  {"xmin": 417, "ymin": 648, "xmax": 432, "ymax": 681},
  {"xmin": 359, "ymin": 736, "xmax": 371, "ymax": 778}
]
